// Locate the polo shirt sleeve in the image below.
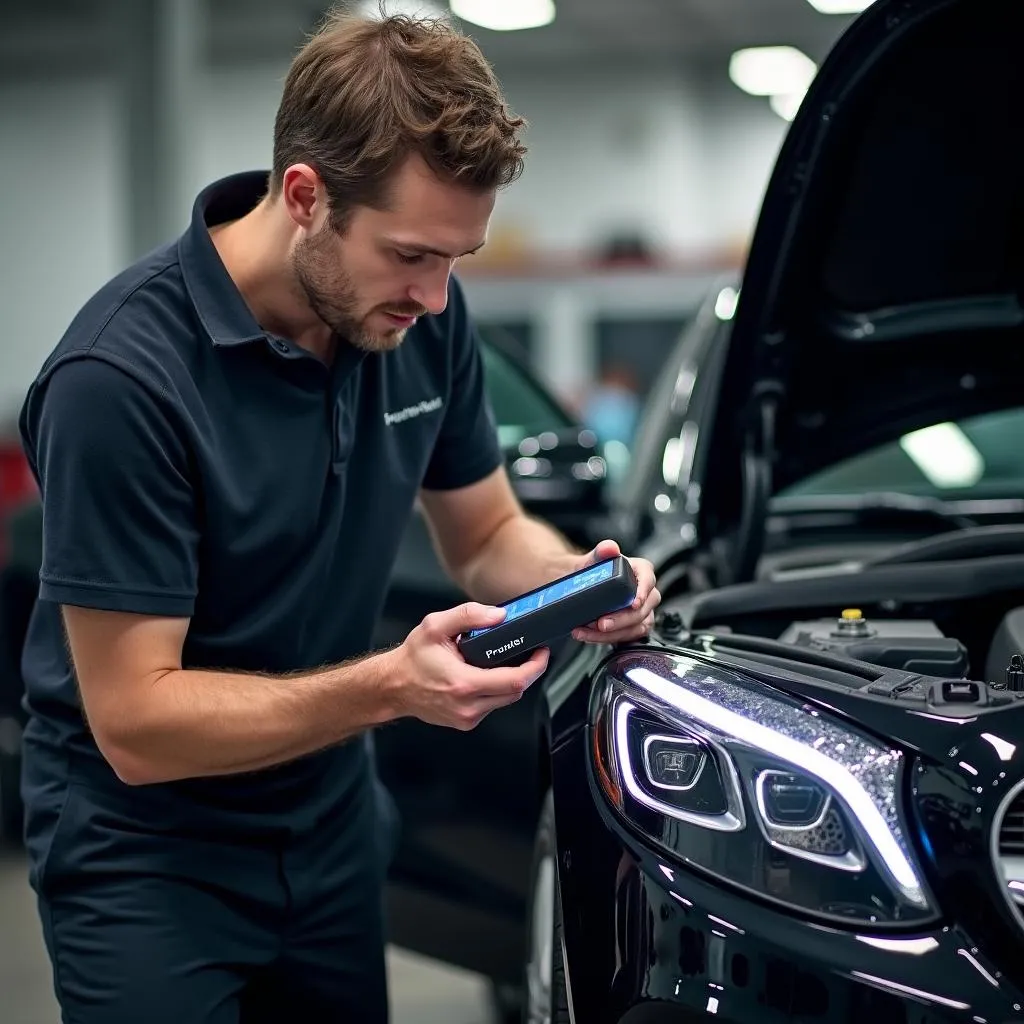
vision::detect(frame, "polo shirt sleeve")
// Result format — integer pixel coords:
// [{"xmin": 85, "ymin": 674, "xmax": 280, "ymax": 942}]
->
[
  {"xmin": 421, "ymin": 276, "xmax": 504, "ymax": 491},
  {"xmin": 21, "ymin": 355, "xmax": 200, "ymax": 617}
]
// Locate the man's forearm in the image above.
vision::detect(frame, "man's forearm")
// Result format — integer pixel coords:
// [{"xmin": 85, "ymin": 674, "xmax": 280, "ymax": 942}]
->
[
  {"xmin": 106, "ymin": 653, "xmax": 400, "ymax": 786},
  {"xmin": 457, "ymin": 513, "xmax": 580, "ymax": 604}
]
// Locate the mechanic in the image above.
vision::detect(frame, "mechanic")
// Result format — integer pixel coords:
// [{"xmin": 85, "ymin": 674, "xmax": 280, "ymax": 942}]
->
[{"xmin": 16, "ymin": 8, "xmax": 660, "ymax": 1024}]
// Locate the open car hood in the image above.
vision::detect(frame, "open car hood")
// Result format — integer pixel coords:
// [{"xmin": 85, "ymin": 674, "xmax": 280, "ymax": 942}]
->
[{"xmin": 701, "ymin": 0, "xmax": 1024, "ymax": 546}]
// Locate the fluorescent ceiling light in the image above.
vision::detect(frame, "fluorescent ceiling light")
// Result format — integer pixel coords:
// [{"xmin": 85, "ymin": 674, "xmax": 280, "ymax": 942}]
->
[
  {"xmin": 359, "ymin": 0, "xmax": 447, "ymax": 17},
  {"xmin": 806, "ymin": 0, "xmax": 874, "ymax": 13},
  {"xmin": 770, "ymin": 91, "xmax": 806, "ymax": 122},
  {"xmin": 898, "ymin": 422, "xmax": 985, "ymax": 489},
  {"xmin": 450, "ymin": 0, "xmax": 556, "ymax": 31},
  {"xmin": 729, "ymin": 46, "xmax": 817, "ymax": 97}
]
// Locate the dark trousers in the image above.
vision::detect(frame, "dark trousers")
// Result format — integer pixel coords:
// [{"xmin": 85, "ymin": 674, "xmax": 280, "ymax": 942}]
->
[{"xmin": 31, "ymin": 761, "xmax": 394, "ymax": 1024}]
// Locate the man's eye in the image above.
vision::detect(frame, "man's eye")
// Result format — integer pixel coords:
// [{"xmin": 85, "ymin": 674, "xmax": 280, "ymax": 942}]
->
[{"xmin": 396, "ymin": 251, "xmax": 424, "ymax": 265}]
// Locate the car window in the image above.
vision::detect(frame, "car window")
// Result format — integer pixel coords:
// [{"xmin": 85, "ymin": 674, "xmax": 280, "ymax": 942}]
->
[
  {"xmin": 780, "ymin": 407, "xmax": 1024, "ymax": 500},
  {"xmin": 480, "ymin": 338, "xmax": 574, "ymax": 448}
]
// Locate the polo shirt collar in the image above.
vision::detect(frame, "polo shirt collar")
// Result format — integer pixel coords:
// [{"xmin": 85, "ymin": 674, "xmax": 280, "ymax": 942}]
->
[{"xmin": 178, "ymin": 171, "xmax": 273, "ymax": 348}]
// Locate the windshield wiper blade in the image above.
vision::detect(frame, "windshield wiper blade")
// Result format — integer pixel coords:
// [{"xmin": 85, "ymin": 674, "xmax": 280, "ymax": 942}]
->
[{"xmin": 767, "ymin": 491, "xmax": 977, "ymax": 530}]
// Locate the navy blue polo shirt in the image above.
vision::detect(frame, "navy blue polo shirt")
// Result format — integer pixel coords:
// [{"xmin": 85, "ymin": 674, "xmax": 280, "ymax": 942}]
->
[{"xmin": 17, "ymin": 171, "xmax": 502, "ymax": 857}]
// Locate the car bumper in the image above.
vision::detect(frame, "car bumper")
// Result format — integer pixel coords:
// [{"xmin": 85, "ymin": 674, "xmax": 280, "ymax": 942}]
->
[{"xmin": 549, "ymin": 727, "xmax": 1024, "ymax": 1024}]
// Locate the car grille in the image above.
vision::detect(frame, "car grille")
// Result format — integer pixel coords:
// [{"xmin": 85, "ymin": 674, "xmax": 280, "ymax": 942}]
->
[
  {"xmin": 1002, "ymin": 801, "xmax": 1024, "ymax": 855},
  {"xmin": 995, "ymin": 784, "xmax": 1024, "ymax": 915}
]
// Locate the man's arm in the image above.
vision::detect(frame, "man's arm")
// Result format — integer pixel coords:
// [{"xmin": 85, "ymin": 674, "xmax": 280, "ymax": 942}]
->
[
  {"xmin": 27, "ymin": 358, "xmax": 548, "ymax": 789},
  {"xmin": 419, "ymin": 468, "xmax": 661, "ymax": 643},
  {"xmin": 62, "ymin": 607, "xmax": 394, "ymax": 785},
  {"xmin": 63, "ymin": 601, "xmax": 548, "ymax": 787},
  {"xmin": 417, "ymin": 278, "xmax": 659, "ymax": 635},
  {"xmin": 419, "ymin": 466, "xmax": 578, "ymax": 604}
]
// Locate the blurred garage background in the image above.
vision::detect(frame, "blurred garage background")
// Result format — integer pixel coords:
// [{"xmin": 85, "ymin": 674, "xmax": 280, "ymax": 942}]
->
[{"xmin": 0, "ymin": 0, "xmax": 865, "ymax": 1020}]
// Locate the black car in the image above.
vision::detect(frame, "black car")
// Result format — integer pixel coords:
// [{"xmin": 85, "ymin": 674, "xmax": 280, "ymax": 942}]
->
[{"xmin": 526, "ymin": 0, "xmax": 1024, "ymax": 1021}]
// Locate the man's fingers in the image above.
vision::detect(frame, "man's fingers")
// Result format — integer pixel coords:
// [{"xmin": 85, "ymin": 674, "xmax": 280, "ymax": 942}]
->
[
  {"xmin": 628, "ymin": 559, "xmax": 657, "ymax": 604},
  {"xmin": 573, "ymin": 619, "xmax": 652, "ymax": 645},
  {"xmin": 588, "ymin": 538, "xmax": 621, "ymax": 564},
  {"xmin": 574, "ymin": 605, "xmax": 657, "ymax": 644},
  {"xmin": 462, "ymin": 646, "xmax": 550, "ymax": 699},
  {"xmin": 574, "ymin": 586, "xmax": 661, "ymax": 638},
  {"xmin": 426, "ymin": 601, "xmax": 506, "ymax": 639},
  {"xmin": 635, "ymin": 587, "xmax": 661, "ymax": 622}
]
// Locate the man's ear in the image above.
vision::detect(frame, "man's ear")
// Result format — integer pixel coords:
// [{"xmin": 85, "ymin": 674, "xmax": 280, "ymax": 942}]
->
[{"xmin": 280, "ymin": 164, "xmax": 326, "ymax": 230}]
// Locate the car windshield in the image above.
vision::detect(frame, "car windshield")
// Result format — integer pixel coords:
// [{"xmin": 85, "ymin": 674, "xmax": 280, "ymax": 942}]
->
[{"xmin": 780, "ymin": 406, "xmax": 1024, "ymax": 501}]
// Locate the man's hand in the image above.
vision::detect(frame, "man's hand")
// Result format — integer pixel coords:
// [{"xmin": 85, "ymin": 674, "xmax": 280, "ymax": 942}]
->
[
  {"xmin": 569, "ymin": 539, "xmax": 660, "ymax": 645},
  {"xmin": 387, "ymin": 602, "xmax": 550, "ymax": 732}
]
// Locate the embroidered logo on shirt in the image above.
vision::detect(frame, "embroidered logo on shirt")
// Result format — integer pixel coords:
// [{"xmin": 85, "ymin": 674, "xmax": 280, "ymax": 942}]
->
[{"xmin": 384, "ymin": 396, "xmax": 443, "ymax": 426}]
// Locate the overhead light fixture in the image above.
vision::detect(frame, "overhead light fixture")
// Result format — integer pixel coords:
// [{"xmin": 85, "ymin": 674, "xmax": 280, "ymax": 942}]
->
[
  {"xmin": 450, "ymin": 0, "xmax": 556, "ymax": 31},
  {"xmin": 729, "ymin": 46, "xmax": 817, "ymax": 98},
  {"xmin": 769, "ymin": 91, "xmax": 806, "ymax": 122},
  {"xmin": 805, "ymin": 0, "xmax": 874, "ymax": 13},
  {"xmin": 358, "ymin": 0, "xmax": 447, "ymax": 18},
  {"xmin": 898, "ymin": 422, "xmax": 985, "ymax": 489}
]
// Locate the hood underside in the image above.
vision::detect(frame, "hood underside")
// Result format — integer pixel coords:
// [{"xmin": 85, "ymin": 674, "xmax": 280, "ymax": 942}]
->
[{"xmin": 704, "ymin": 0, "xmax": 1024, "ymax": 530}]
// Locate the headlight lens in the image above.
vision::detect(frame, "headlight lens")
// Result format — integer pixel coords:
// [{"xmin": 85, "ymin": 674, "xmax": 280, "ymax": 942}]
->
[{"xmin": 590, "ymin": 651, "xmax": 936, "ymax": 927}]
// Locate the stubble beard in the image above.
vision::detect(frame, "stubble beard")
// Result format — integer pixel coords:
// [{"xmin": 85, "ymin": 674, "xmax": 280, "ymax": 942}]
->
[{"xmin": 292, "ymin": 233, "xmax": 408, "ymax": 354}]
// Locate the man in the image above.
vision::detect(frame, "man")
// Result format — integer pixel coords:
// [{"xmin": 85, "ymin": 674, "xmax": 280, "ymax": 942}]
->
[{"xmin": 18, "ymin": 8, "xmax": 660, "ymax": 1024}]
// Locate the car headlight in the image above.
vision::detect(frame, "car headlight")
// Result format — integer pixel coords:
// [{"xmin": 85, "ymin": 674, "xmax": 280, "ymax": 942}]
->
[{"xmin": 589, "ymin": 651, "xmax": 936, "ymax": 927}]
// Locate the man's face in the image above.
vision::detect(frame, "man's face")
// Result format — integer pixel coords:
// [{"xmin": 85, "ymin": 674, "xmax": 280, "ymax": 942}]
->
[{"xmin": 291, "ymin": 156, "xmax": 495, "ymax": 352}]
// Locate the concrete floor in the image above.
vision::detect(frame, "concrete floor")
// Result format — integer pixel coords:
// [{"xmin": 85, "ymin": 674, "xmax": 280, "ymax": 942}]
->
[{"xmin": 0, "ymin": 848, "xmax": 500, "ymax": 1024}]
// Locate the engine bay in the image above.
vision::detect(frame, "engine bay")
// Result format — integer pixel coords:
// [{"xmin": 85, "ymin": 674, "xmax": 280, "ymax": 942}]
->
[{"xmin": 654, "ymin": 585, "xmax": 1024, "ymax": 714}]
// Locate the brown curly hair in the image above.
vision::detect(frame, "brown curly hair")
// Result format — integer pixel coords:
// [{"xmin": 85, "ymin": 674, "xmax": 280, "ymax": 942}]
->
[{"xmin": 270, "ymin": 4, "xmax": 528, "ymax": 229}]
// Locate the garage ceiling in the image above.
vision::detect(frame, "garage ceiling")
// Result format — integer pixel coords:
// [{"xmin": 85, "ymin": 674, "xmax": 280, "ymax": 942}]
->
[
  {"xmin": 436, "ymin": 0, "xmax": 857, "ymax": 66},
  {"xmin": 4, "ymin": 0, "xmax": 858, "ymax": 75}
]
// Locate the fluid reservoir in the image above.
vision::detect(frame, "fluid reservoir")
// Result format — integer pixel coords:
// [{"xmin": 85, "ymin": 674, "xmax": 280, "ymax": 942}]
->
[{"xmin": 778, "ymin": 610, "xmax": 969, "ymax": 678}]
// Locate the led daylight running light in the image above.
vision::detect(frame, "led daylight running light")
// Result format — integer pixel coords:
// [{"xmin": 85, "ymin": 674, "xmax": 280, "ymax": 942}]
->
[
  {"xmin": 450, "ymin": 0, "xmax": 555, "ymax": 31},
  {"xmin": 625, "ymin": 666, "xmax": 926, "ymax": 903}
]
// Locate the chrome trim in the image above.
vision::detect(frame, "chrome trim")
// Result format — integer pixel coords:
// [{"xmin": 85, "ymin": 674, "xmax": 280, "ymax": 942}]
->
[
  {"xmin": 754, "ymin": 769, "xmax": 867, "ymax": 873},
  {"xmin": 641, "ymin": 733, "xmax": 707, "ymax": 792},
  {"xmin": 755, "ymin": 770, "xmax": 831, "ymax": 831},
  {"xmin": 990, "ymin": 776, "xmax": 1024, "ymax": 926},
  {"xmin": 614, "ymin": 696, "xmax": 746, "ymax": 833}
]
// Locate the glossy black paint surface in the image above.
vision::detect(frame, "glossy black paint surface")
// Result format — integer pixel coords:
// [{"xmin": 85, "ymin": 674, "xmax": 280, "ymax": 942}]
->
[
  {"xmin": 556, "ymin": 739, "xmax": 1024, "ymax": 1023},
  {"xmin": 547, "ymin": 634, "xmax": 1024, "ymax": 1023},
  {"xmin": 699, "ymin": 0, "xmax": 1024, "ymax": 538}
]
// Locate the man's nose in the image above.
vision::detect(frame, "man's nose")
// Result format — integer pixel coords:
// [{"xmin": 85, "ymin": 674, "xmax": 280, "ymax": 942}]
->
[{"xmin": 409, "ymin": 266, "xmax": 451, "ymax": 316}]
